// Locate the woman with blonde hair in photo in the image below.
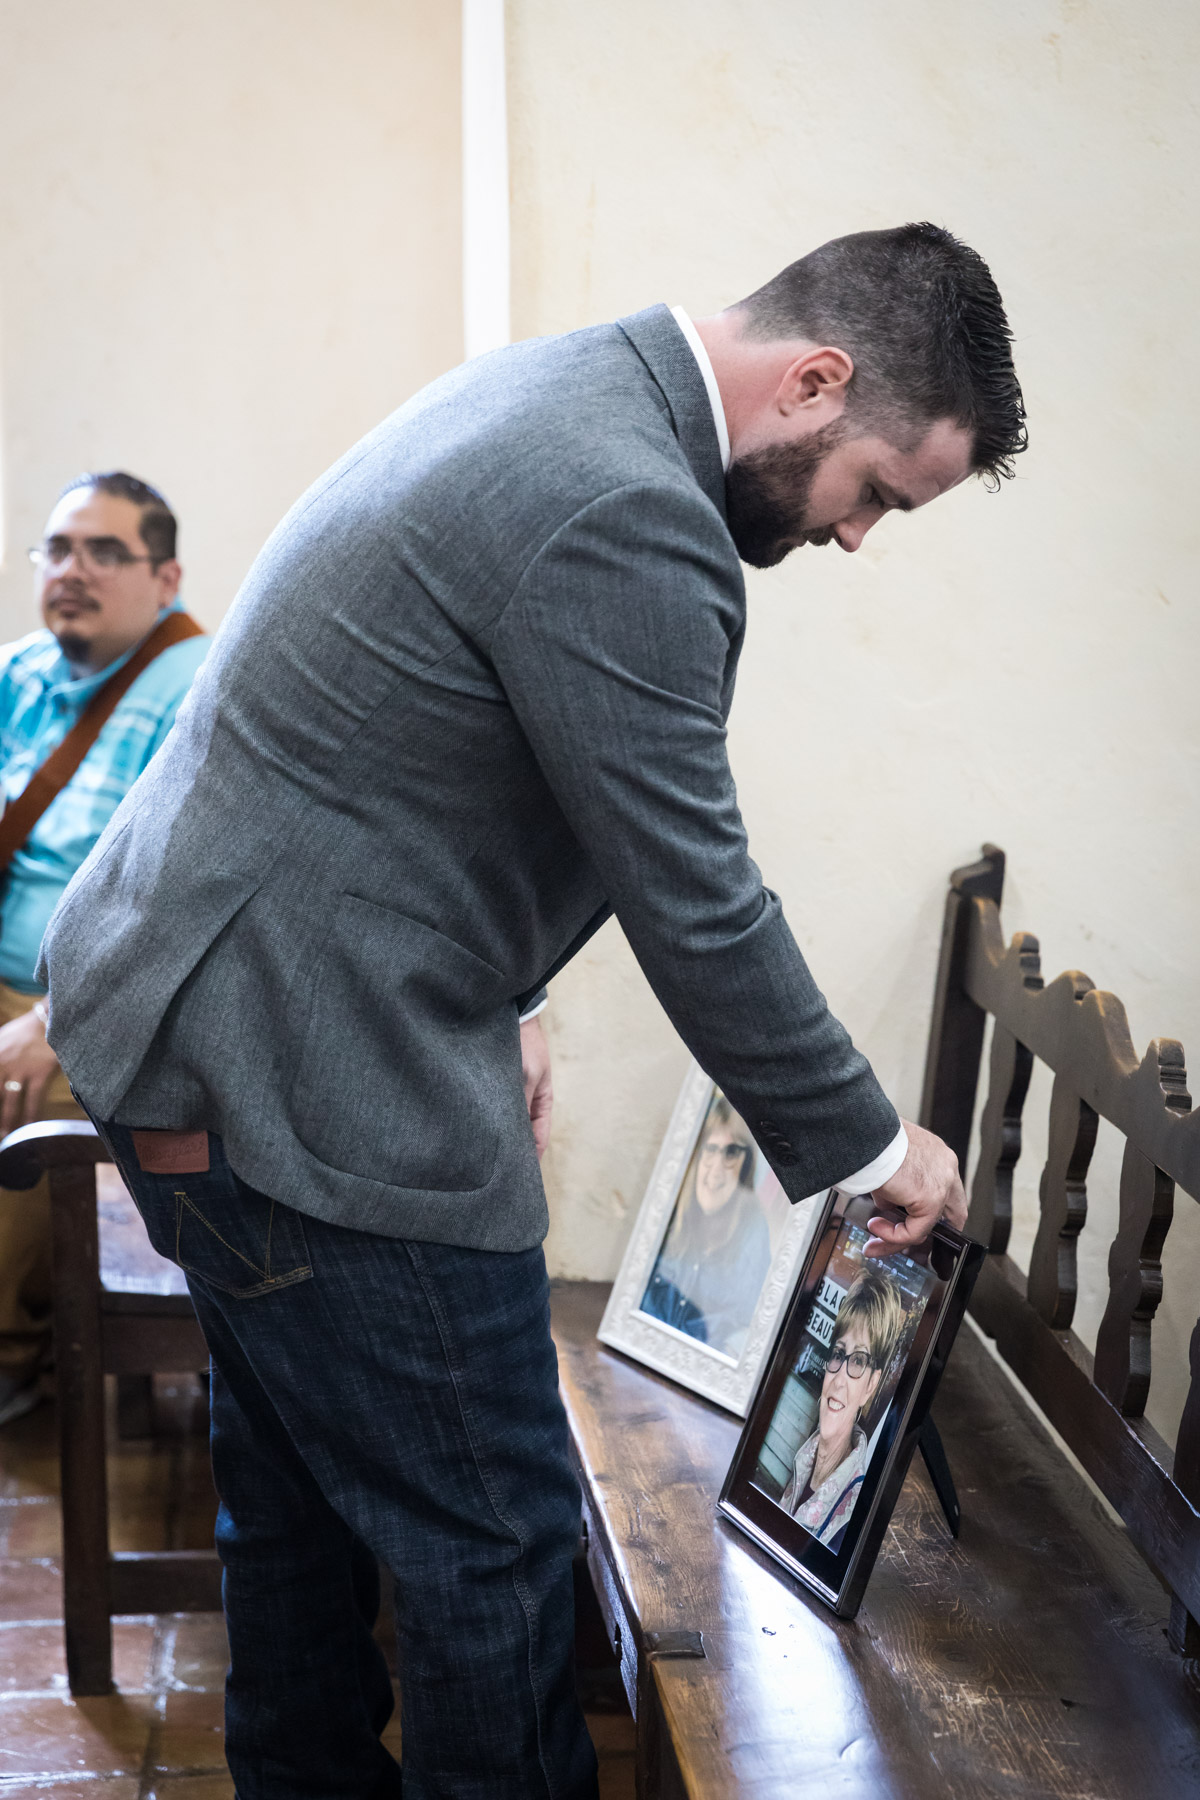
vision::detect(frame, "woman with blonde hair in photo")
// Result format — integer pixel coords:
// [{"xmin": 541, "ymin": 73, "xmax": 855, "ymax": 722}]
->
[
  {"xmin": 782, "ymin": 1265, "xmax": 905, "ymax": 1549},
  {"xmin": 641, "ymin": 1094, "xmax": 771, "ymax": 1358}
]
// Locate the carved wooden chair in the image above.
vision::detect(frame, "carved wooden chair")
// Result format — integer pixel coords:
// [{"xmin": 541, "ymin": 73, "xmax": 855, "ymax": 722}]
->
[
  {"xmin": 920, "ymin": 843, "xmax": 1200, "ymax": 1653},
  {"xmin": 0, "ymin": 1119, "xmax": 221, "ymax": 1694}
]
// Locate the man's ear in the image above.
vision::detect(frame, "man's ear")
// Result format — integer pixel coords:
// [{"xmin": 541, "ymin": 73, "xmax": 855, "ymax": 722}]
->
[
  {"xmin": 154, "ymin": 559, "xmax": 183, "ymax": 602},
  {"xmin": 776, "ymin": 346, "xmax": 854, "ymax": 419}
]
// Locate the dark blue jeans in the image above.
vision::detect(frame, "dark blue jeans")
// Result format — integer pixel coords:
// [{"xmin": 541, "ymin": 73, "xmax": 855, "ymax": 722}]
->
[{"xmin": 97, "ymin": 1121, "xmax": 598, "ymax": 1800}]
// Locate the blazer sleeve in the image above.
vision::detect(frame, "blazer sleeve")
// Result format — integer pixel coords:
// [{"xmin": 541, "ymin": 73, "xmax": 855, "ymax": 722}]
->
[{"xmin": 489, "ymin": 479, "xmax": 900, "ymax": 1201}]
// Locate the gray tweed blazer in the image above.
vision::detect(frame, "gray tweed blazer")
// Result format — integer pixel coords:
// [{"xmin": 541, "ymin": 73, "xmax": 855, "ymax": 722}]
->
[{"xmin": 39, "ymin": 305, "xmax": 898, "ymax": 1249}]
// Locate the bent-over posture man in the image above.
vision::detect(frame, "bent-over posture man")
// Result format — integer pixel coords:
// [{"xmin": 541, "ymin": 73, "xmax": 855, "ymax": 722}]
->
[
  {"xmin": 0, "ymin": 473, "xmax": 207, "ymax": 1425},
  {"xmin": 42, "ymin": 225, "xmax": 1025, "ymax": 1798}
]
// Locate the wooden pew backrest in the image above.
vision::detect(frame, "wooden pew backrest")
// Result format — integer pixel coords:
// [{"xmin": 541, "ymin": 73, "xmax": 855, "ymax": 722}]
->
[{"xmin": 919, "ymin": 845, "xmax": 1200, "ymax": 1652}]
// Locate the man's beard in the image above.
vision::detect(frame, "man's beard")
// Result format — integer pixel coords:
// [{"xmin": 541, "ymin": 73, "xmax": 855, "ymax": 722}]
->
[
  {"xmin": 724, "ymin": 420, "xmax": 846, "ymax": 568},
  {"xmin": 54, "ymin": 630, "xmax": 92, "ymax": 665},
  {"xmin": 45, "ymin": 583, "xmax": 100, "ymax": 668}
]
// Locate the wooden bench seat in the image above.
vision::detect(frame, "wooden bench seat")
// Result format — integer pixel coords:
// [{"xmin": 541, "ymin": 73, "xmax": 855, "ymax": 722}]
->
[{"xmin": 553, "ymin": 1280, "xmax": 1200, "ymax": 1799}]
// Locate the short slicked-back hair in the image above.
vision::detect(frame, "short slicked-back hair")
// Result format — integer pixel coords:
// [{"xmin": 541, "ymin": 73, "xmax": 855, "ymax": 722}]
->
[
  {"xmin": 734, "ymin": 223, "xmax": 1027, "ymax": 486},
  {"xmin": 57, "ymin": 470, "xmax": 177, "ymax": 566}
]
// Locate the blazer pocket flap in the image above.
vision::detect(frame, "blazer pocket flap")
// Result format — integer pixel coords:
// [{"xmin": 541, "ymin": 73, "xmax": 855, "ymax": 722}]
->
[{"xmin": 289, "ymin": 894, "xmax": 512, "ymax": 1193}]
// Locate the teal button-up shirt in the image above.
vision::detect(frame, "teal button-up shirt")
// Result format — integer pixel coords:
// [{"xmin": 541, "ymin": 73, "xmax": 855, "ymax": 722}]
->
[{"xmin": 0, "ymin": 613, "xmax": 209, "ymax": 992}]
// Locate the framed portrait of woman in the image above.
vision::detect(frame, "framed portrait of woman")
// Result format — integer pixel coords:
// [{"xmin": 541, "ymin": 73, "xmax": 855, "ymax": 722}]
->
[
  {"xmin": 597, "ymin": 1061, "xmax": 827, "ymax": 1415},
  {"xmin": 718, "ymin": 1191, "xmax": 984, "ymax": 1617}
]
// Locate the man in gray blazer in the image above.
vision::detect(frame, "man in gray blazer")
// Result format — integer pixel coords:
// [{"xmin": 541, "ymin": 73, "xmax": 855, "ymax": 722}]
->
[{"xmin": 41, "ymin": 223, "xmax": 1025, "ymax": 1799}]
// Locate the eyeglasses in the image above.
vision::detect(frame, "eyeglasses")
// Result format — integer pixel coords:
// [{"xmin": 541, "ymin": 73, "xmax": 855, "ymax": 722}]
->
[
  {"xmin": 28, "ymin": 537, "xmax": 156, "ymax": 579},
  {"xmin": 699, "ymin": 1140, "xmax": 749, "ymax": 1165},
  {"xmin": 824, "ymin": 1346, "xmax": 876, "ymax": 1380}
]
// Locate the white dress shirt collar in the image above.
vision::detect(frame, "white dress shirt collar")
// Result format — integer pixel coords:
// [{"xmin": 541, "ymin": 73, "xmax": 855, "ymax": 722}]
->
[{"xmin": 669, "ymin": 306, "xmax": 731, "ymax": 473}]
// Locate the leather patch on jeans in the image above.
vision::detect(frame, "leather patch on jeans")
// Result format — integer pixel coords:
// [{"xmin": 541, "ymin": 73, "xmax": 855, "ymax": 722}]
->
[{"xmin": 130, "ymin": 1129, "xmax": 211, "ymax": 1174}]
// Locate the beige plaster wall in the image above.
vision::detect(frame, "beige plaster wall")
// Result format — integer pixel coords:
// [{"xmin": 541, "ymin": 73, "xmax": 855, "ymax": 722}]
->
[
  {"xmin": 508, "ymin": 0, "xmax": 1200, "ymax": 1445},
  {"xmin": 0, "ymin": 0, "xmax": 461, "ymax": 640}
]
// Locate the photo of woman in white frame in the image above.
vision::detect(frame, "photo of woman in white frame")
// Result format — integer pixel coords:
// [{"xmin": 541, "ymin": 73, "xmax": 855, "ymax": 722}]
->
[
  {"xmin": 598, "ymin": 1060, "xmax": 827, "ymax": 1416},
  {"xmin": 639, "ymin": 1092, "xmax": 774, "ymax": 1360}
]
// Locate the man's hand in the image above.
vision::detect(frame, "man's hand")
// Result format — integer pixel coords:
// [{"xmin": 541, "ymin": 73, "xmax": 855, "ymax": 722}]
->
[
  {"xmin": 520, "ymin": 1015, "xmax": 553, "ymax": 1160},
  {"xmin": 0, "ymin": 1005, "xmax": 61, "ymax": 1136},
  {"xmin": 865, "ymin": 1119, "xmax": 966, "ymax": 1255}
]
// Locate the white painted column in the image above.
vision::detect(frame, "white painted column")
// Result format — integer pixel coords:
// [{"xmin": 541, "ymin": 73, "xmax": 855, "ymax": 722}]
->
[{"xmin": 462, "ymin": 0, "xmax": 511, "ymax": 359}]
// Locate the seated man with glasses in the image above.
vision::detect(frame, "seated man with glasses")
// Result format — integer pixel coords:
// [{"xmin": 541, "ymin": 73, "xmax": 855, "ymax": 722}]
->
[{"xmin": 0, "ymin": 471, "xmax": 208, "ymax": 1425}]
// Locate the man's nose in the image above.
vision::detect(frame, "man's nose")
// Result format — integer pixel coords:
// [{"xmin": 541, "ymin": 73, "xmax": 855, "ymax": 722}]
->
[{"xmin": 834, "ymin": 517, "xmax": 873, "ymax": 553}]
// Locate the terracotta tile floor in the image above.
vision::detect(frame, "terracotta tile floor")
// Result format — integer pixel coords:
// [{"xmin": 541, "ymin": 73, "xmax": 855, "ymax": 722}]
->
[{"xmin": 0, "ymin": 1381, "xmax": 635, "ymax": 1796}]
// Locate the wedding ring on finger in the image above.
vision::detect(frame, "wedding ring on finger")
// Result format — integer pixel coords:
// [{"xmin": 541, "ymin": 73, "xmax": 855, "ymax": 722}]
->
[{"xmin": 3, "ymin": 1080, "xmax": 22, "ymax": 1094}]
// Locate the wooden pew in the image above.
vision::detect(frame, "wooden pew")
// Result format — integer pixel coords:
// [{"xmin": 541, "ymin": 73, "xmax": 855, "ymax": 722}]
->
[
  {"xmin": 552, "ymin": 845, "xmax": 1200, "ymax": 1797},
  {"xmin": 922, "ymin": 844, "xmax": 1200, "ymax": 1652}
]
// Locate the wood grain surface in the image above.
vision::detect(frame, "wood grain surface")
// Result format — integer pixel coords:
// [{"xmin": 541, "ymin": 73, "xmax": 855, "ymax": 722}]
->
[
  {"xmin": 1026, "ymin": 1070, "xmax": 1098, "ymax": 1331},
  {"xmin": 552, "ymin": 1280, "xmax": 1200, "ymax": 1800},
  {"xmin": 967, "ymin": 1021, "xmax": 1033, "ymax": 1257}
]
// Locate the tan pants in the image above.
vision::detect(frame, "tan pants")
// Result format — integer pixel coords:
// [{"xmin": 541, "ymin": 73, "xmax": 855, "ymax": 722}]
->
[{"xmin": 0, "ymin": 979, "xmax": 85, "ymax": 1378}]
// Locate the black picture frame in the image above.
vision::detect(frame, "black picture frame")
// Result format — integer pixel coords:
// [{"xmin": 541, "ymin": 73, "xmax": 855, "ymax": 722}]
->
[{"xmin": 718, "ymin": 1190, "xmax": 985, "ymax": 1619}]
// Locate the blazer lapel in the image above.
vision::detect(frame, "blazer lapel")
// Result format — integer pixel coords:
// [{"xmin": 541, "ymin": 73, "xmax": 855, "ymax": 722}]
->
[{"xmin": 617, "ymin": 304, "xmax": 728, "ymax": 522}]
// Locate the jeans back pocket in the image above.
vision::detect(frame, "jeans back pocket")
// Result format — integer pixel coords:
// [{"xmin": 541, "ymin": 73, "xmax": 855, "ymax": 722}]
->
[
  {"xmin": 94, "ymin": 1119, "xmax": 315, "ymax": 1301},
  {"xmin": 173, "ymin": 1182, "xmax": 312, "ymax": 1299}
]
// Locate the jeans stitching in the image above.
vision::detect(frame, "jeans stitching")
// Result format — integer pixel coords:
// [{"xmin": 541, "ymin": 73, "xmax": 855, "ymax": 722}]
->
[
  {"xmin": 174, "ymin": 1189, "xmax": 312, "ymax": 1296},
  {"xmin": 178, "ymin": 1190, "xmax": 271, "ymax": 1277},
  {"xmin": 265, "ymin": 1199, "xmax": 275, "ymax": 1279},
  {"xmin": 191, "ymin": 1267, "xmax": 314, "ymax": 1301},
  {"xmin": 403, "ymin": 1241, "xmax": 557, "ymax": 1800}
]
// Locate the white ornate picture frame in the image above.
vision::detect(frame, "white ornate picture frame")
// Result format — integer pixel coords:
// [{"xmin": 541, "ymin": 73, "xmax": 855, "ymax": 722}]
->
[{"xmin": 598, "ymin": 1060, "xmax": 828, "ymax": 1416}]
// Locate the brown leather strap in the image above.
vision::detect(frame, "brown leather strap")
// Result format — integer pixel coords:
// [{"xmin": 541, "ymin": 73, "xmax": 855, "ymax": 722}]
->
[{"xmin": 0, "ymin": 611, "xmax": 205, "ymax": 874}]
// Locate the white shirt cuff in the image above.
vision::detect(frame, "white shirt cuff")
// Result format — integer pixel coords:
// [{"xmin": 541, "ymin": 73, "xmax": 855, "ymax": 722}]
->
[
  {"xmin": 518, "ymin": 998, "xmax": 548, "ymax": 1023},
  {"xmin": 834, "ymin": 1124, "xmax": 908, "ymax": 1196}
]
